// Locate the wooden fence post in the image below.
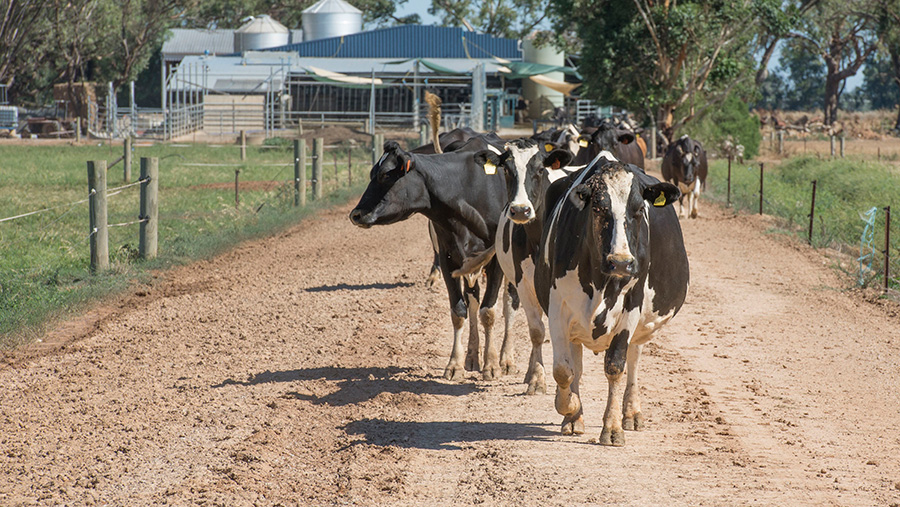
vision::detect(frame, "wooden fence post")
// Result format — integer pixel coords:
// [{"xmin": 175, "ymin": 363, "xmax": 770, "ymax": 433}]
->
[
  {"xmin": 333, "ymin": 150, "xmax": 339, "ymax": 187},
  {"xmin": 348, "ymin": 148, "xmax": 352, "ymax": 186},
  {"xmin": 87, "ymin": 160, "xmax": 109, "ymax": 273},
  {"xmin": 777, "ymin": 130, "xmax": 784, "ymax": 155},
  {"xmin": 419, "ymin": 124, "xmax": 428, "ymax": 147},
  {"xmin": 840, "ymin": 136, "xmax": 845, "ymax": 158},
  {"xmin": 139, "ymin": 157, "xmax": 158, "ymax": 259},
  {"xmin": 294, "ymin": 139, "xmax": 306, "ymax": 207},
  {"xmin": 830, "ymin": 135, "xmax": 835, "ymax": 158},
  {"xmin": 240, "ymin": 130, "xmax": 247, "ymax": 161},
  {"xmin": 758, "ymin": 162, "xmax": 764, "ymax": 215},
  {"xmin": 312, "ymin": 137, "xmax": 323, "ymax": 200},
  {"xmin": 886, "ymin": 206, "xmax": 892, "ymax": 292},
  {"xmin": 808, "ymin": 180, "xmax": 817, "ymax": 245},
  {"xmin": 234, "ymin": 169, "xmax": 240, "ymax": 208},
  {"xmin": 74, "ymin": 119, "xmax": 81, "ymax": 143},
  {"xmin": 123, "ymin": 136, "xmax": 132, "ymax": 183}
]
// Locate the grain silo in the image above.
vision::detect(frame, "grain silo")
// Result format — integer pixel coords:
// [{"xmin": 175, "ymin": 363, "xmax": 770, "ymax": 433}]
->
[
  {"xmin": 302, "ymin": 0, "xmax": 362, "ymax": 42},
  {"xmin": 234, "ymin": 15, "xmax": 290, "ymax": 53},
  {"xmin": 522, "ymin": 34, "xmax": 565, "ymax": 118}
]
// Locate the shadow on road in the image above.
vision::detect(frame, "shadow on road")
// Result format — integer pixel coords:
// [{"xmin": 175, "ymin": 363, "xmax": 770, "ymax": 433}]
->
[
  {"xmin": 342, "ymin": 419, "xmax": 558, "ymax": 450},
  {"xmin": 304, "ymin": 282, "xmax": 414, "ymax": 292},
  {"xmin": 213, "ymin": 366, "xmax": 480, "ymax": 406}
]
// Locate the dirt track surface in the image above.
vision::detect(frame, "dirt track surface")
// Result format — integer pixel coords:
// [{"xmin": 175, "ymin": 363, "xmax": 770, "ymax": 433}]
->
[{"xmin": 2, "ymin": 195, "xmax": 900, "ymax": 506}]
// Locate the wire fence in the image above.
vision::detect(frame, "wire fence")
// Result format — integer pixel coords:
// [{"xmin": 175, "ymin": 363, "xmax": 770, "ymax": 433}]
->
[{"xmin": 709, "ymin": 155, "xmax": 899, "ymax": 293}]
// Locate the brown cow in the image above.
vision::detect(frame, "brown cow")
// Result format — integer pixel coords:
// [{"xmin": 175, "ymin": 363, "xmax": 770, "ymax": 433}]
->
[{"xmin": 661, "ymin": 135, "xmax": 708, "ymax": 219}]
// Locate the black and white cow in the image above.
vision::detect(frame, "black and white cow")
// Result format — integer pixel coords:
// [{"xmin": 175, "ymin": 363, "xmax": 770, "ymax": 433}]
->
[
  {"xmin": 574, "ymin": 121, "xmax": 645, "ymax": 168},
  {"xmin": 349, "ymin": 138, "xmax": 514, "ymax": 381},
  {"xmin": 534, "ymin": 157, "xmax": 689, "ymax": 446},
  {"xmin": 661, "ymin": 135, "xmax": 708, "ymax": 219},
  {"xmin": 469, "ymin": 140, "xmax": 579, "ymax": 395}
]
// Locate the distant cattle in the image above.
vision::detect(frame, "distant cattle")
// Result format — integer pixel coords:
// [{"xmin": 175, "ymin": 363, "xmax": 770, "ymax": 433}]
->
[
  {"xmin": 534, "ymin": 156, "xmax": 689, "ymax": 445},
  {"xmin": 661, "ymin": 135, "xmax": 708, "ymax": 219},
  {"xmin": 350, "ymin": 137, "xmax": 514, "ymax": 381}
]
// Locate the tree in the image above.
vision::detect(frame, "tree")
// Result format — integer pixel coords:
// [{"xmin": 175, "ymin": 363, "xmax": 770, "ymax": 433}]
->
[
  {"xmin": 0, "ymin": 1, "xmax": 48, "ymax": 94},
  {"xmin": 789, "ymin": 0, "xmax": 877, "ymax": 125},
  {"xmin": 751, "ymin": 0, "xmax": 819, "ymax": 86},
  {"xmin": 547, "ymin": 0, "xmax": 760, "ymax": 141},
  {"xmin": 875, "ymin": 0, "xmax": 900, "ymax": 129},
  {"xmin": 428, "ymin": 0, "xmax": 550, "ymax": 38},
  {"xmin": 184, "ymin": 0, "xmax": 418, "ymax": 29}
]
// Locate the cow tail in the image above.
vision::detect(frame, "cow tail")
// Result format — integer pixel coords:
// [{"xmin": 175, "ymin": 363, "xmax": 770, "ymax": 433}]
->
[
  {"xmin": 451, "ymin": 246, "xmax": 496, "ymax": 278},
  {"xmin": 425, "ymin": 91, "xmax": 443, "ymax": 154}
]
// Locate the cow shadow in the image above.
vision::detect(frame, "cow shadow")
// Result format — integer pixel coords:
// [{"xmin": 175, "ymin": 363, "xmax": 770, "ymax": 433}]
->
[
  {"xmin": 303, "ymin": 282, "xmax": 414, "ymax": 292},
  {"xmin": 341, "ymin": 419, "xmax": 558, "ymax": 450},
  {"xmin": 213, "ymin": 366, "xmax": 479, "ymax": 407}
]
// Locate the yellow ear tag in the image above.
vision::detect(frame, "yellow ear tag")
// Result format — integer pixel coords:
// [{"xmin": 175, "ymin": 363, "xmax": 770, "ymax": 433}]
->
[
  {"xmin": 483, "ymin": 161, "xmax": 497, "ymax": 175},
  {"xmin": 545, "ymin": 143, "xmax": 554, "ymax": 152},
  {"xmin": 653, "ymin": 192, "xmax": 667, "ymax": 207},
  {"xmin": 578, "ymin": 138, "xmax": 589, "ymax": 148}
]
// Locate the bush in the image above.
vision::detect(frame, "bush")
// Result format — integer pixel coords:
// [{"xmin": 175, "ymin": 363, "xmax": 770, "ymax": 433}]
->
[{"xmin": 680, "ymin": 95, "xmax": 762, "ymax": 159}]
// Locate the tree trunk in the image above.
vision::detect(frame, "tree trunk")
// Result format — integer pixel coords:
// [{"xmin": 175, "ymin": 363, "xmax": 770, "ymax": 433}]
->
[
  {"xmin": 890, "ymin": 47, "xmax": 900, "ymax": 131},
  {"xmin": 823, "ymin": 59, "xmax": 842, "ymax": 126}
]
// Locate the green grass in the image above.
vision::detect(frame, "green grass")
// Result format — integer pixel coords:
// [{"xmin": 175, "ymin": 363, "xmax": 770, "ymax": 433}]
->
[
  {"xmin": 0, "ymin": 140, "xmax": 372, "ymax": 346},
  {"xmin": 705, "ymin": 155, "xmax": 899, "ymax": 290}
]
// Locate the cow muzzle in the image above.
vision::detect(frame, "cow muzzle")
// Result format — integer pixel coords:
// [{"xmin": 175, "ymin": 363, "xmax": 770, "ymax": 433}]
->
[
  {"xmin": 606, "ymin": 253, "xmax": 636, "ymax": 277},
  {"xmin": 507, "ymin": 204, "xmax": 534, "ymax": 224},
  {"xmin": 349, "ymin": 209, "xmax": 372, "ymax": 228}
]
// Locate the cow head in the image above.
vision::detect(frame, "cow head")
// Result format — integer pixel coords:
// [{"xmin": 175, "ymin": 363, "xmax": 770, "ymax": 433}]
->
[
  {"xmin": 577, "ymin": 122, "xmax": 636, "ymax": 161},
  {"xmin": 568, "ymin": 162, "xmax": 679, "ymax": 278},
  {"xmin": 474, "ymin": 140, "xmax": 572, "ymax": 224},
  {"xmin": 673, "ymin": 136, "xmax": 704, "ymax": 185},
  {"xmin": 349, "ymin": 141, "xmax": 427, "ymax": 228}
]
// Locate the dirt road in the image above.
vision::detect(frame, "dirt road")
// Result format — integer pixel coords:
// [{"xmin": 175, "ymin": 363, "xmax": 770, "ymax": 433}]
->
[{"xmin": 1, "ymin": 192, "xmax": 899, "ymax": 506}]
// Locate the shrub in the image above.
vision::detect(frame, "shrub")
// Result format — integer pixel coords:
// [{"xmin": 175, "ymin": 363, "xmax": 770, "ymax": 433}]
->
[{"xmin": 680, "ymin": 95, "xmax": 762, "ymax": 159}]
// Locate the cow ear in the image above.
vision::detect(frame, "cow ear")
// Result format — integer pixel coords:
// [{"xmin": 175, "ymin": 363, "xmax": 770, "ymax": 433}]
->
[
  {"xmin": 643, "ymin": 182, "xmax": 681, "ymax": 207},
  {"xmin": 569, "ymin": 184, "xmax": 591, "ymax": 210},
  {"xmin": 473, "ymin": 150, "xmax": 502, "ymax": 175},
  {"xmin": 383, "ymin": 140, "xmax": 402, "ymax": 153},
  {"xmin": 618, "ymin": 132, "xmax": 635, "ymax": 145},
  {"xmin": 543, "ymin": 149, "xmax": 572, "ymax": 170}
]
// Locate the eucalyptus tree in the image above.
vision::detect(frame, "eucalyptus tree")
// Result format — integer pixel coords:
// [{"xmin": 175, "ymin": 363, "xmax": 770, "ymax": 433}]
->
[
  {"xmin": 547, "ymin": 0, "xmax": 764, "ymax": 141},
  {"xmin": 0, "ymin": 0, "xmax": 47, "ymax": 92},
  {"xmin": 428, "ymin": 0, "xmax": 550, "ymax": 38},
  {"xmin": 788, "ymin": 0, "xmax": 877, "ymax": 125},
  {"xmin": 875, "ymin": 0, "xmax": 900, "ymax": 129},
  {"xmin": 185, "ymin": 0, "xmax": 420, "ymax": 29}
]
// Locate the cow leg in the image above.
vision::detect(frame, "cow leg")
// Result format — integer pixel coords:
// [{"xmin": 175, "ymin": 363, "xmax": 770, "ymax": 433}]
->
[
  {"xmin": 551, "ymin": 315, "xmax": 584, "ymax": 435},
  {"xmin": 479, "ymin": 260, "xmax": 505, "ymax": 380},
  {"xmin": 521, "ymin": 288, "xmax": 547, "ymax": 395},
  {"xmin": 600, "ymin": 330, "xmax": 629, "ymax": 446},
  {"xmin": 442, "ymin": 269, "xmax": 468, "ymax": 381},
  {"xmin": 622, "ymin": 343, "xmax": 644, "ymax": 431},
  {"xmin": 463, "ymin": 276, "xmax": 481, "ymax": 372},
  {"xmin": 690, "ymin": 186, "xmax": 700, "ymax": 219},
  {"xmin": 497, "ymin": 283, "xmax": 517, "ymax": 376}
]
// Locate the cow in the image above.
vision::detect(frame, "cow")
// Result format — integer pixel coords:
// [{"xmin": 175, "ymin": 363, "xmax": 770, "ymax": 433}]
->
[
  {"xmin": 534, "ymin": 156, "xmax": 689, "ymax": 446},
  {"xmin": 574, "ymin": 120, "xmax": 645, "ymax": 168},
  {"xmin": 465, "ymin": 139, "xmax": 578, "ymax": 395},
  {"xmin": 661, "ymin": 135, "xmax": 708, "ymax": 219},
  {"xmin": 349, "ymin": 138, "xmax": 514, "ymax": 381}
]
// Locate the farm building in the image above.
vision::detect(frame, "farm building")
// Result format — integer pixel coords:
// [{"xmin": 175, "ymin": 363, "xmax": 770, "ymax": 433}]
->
[{"xmin": 158, "ymin": 0, "xmax": 584, "ymax": 138}]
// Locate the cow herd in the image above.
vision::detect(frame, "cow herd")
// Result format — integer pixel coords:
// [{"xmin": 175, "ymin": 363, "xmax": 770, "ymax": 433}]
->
[{"xmin": 349, "ymin": 119, "xmax": 707, "ymax": 446}]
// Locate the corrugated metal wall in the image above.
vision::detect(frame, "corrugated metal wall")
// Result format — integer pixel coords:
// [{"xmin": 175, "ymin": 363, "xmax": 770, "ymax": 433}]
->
[{"xmin": 270, "ymin": 25, "xmax": 520, "ymax": 60}]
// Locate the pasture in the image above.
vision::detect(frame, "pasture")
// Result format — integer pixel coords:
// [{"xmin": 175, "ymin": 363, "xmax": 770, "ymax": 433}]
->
[{"xmin": 0, "ymin": 136, "xmax": 372, "ymax": 345}]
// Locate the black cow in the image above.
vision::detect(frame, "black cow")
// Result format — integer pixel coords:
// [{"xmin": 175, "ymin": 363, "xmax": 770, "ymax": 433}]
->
[
  {"xmin": 661, "ymin": 135, "xmax": 708, "ymax": 219},
  {"xmin": 349, "ymin": 138, "xmax": 513, "ymax": 381},
  {"xmin": 574, "ymin": 121, "xmax": 645, "ymax": 168},
  {"xmin": 534, "ymin": 158, "xmax": 689, "ymax": 446}
]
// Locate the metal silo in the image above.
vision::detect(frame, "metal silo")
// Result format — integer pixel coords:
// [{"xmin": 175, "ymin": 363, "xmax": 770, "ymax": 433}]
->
[
  {"xmin": 522, "ymin": 34, "xmax": 565, "ymax": 118},
  {"xmin": 302, "ymin": 0, "xmax": 362, "ymax": 41},
  {"xmin": 234, "ymin": 15, "xmax": 290, "ymax": 53}
]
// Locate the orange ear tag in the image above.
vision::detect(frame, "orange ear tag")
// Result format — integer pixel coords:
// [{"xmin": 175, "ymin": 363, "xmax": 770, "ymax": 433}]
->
[
  {"xmin": 551, "ymin": 159, "xmax": 561, "ymax": 169},
  {"xmin": 405, "ymin": 160, "xmax": 411, "ymax": 172}
]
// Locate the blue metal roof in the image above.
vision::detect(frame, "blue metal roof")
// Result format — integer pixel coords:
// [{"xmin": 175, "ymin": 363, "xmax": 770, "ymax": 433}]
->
[{"xmin": 264, "ymin": 25, "xmax": 521, "ymax": 60}]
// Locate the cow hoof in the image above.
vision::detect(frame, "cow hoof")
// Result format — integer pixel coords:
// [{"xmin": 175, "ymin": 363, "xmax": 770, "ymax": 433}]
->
[
  {"xmin": 442, "ymin": 366, "xmax": 465, "ymax": 381},
  {"xmin": 499, "ymin": 360, "xmax": 516, "ymax": 376},
  {"xmin": 599, "ymin": 428, "xmax": 625, "ymax": 446},
  {"xmin": 561, "ymin": 415, "xmax": 585, "ymax": 435},
  {"xmin": 525, "ymin": 370, "xmax": 546, "ymax": 395},
  {"xmin": 622, "ymin": 412, "xmax": 644, "ymax": 431},
  {"xmin": 690, "ymin": 210, "xmax": 698, "ymax": 219},
  {"xmin": 464, "ymin": 354, "xmax": 480, "ymax": 372},
  {"xmin": 482, "ymin": 363, "xmax": 501, "ymax": 381}
]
